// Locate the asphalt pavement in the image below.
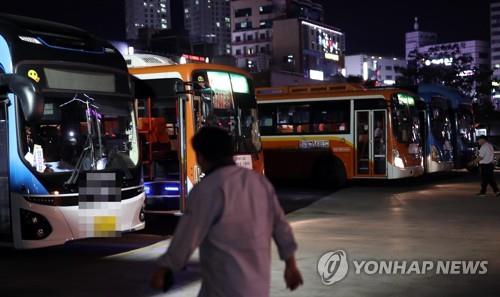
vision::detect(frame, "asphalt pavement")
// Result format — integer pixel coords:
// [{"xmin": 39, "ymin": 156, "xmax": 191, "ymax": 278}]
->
[{"xmin": 1, "ymin": 171, "xmax": 499, "ymax": 297}]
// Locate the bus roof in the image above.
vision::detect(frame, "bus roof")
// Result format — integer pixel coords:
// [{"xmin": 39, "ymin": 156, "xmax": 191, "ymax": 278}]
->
[
  {"xmin": 418, "ymin": 83, "xmax": 471, "ymax": 108},
  {"xmin": 129, "ymin": 63, "xmax": 252, "ymax": 81},
  {"xmin": 0, "ymin": 14, "xmax": 125, "ymax": 69},
  {"xmin": 256, "ymin": 83, "xmax": 414, "ymax": 102},
  {"xmin": 0, "ymin": 13, "xmax": 87, "ymax": 36}
]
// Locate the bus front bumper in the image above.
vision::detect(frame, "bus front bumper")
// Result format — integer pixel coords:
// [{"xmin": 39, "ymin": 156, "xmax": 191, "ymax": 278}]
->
[
  {"xmin": 11, "ymin": 192, "xmax": 145, "ymax": 249},
  {"xmin": 388, "ymin": 164, "xmax": 425, "ymax": 179}
]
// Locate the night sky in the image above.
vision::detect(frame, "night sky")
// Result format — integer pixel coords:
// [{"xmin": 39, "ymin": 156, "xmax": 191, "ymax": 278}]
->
[{"xmin": 0, "ymin": 0, "xmax": 492, "ymax": 57}]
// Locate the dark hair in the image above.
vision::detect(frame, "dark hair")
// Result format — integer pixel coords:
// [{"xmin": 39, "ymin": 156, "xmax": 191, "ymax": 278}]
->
[
  {"xmin": 192, "ymin": 126, "xmax": 234, "ymax": 162},
  {"xmin": 477, "ymin": 135, "xmax": 488, "ymax": 141}
]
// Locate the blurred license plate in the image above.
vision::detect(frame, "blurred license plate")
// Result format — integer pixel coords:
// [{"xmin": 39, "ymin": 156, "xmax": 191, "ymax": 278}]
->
[
  {"xmin": 234, "ymin": 155, "xmax": 253, "ymax": 170},
  {"xmin": 94, "ymin": 216, "xmax": 117, "ymax": 234}
]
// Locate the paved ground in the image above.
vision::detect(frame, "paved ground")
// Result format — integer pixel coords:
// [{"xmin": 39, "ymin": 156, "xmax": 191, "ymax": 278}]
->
[{"xmin": 1, "ymin": 171, "xmax": 499, "ymax": 296}]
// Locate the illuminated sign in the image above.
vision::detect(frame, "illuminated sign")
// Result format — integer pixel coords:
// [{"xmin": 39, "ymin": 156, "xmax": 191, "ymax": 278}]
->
[
  {"xmin": 182, "ymin": 54, "xmax": 208, "ymax": 63},
  {"xmin": 309, "ymin": 69, "xmax": 324, "ymax": 81},
  {"xmin": 459, "ymin": 70, "xmax": 474, "ymax": 77},
  {"xmin": 397, "ymin": 93, "xmax": 415, "ymax": 106},
  {"xmin": 301, "ymin": 20, "xmax": 343, "ymax": 36},
  {"xmin": 424, "ymin": 58, "xmax": 453, "ymax": 67},
  {"xmin": 362, "ymin": 62, "xmax": 369, "ymax": 81},
  {"xmin": 324, "ymin": 52, "xmax": 340, "ymax": 61}
]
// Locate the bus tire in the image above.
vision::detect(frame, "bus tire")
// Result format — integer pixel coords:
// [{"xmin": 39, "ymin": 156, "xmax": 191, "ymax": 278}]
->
[{"xmin": 312, "ymin": 156, "xmax": 347, "ymax": 189}]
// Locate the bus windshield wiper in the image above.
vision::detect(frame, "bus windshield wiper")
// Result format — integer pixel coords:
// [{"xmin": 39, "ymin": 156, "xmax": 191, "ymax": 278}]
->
[
  {"xmin": 60, "ymin": 93, "xmax": 101, "ymax": 187},
  {"xmin": 64, "ymin": 138, "xmax": 91, "ymax": 187}
]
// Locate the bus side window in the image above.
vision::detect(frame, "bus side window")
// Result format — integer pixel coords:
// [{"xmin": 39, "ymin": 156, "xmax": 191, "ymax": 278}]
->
[
  {"xmin": 258, "ymin": 104, "xmax": 276, "ymax": 135},
  {"xmin": 276, "ymin": 104, "xmax": 310, "ymax": 134},
  {"xmin": 311, "ymin": 101, "xmax": 350, "ymax": 134}
]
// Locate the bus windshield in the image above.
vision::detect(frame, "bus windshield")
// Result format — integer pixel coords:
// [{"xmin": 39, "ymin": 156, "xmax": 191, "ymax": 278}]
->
[
  {"xmin": 20, "ymin": 94, "xmax": 139, "ymax": 178},
  {"xmin": 457, "ymin": 104, "xmax": 475, "ymax": 146},
  {"xmin": 193, "ymin": 70, "xmax": 261, "ymax": 154},
  {"xmin": 430, "ymin": 96, "xmax": 452, "ymax": 144},
  {"xmin": 392, "ymin": 93, "xmax": 421, "ymax": 145}
]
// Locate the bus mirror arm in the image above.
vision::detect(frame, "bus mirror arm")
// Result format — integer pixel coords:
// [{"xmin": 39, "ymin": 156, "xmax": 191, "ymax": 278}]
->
[{"xmin": 0, "ymin": 74, "xmax": 44, "ymax": 122}]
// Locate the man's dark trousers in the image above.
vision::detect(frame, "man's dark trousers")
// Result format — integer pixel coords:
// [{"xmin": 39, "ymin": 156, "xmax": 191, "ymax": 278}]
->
[{"xmin": 480, "ymin": 163, "xmax": 499, "ymax": 194}]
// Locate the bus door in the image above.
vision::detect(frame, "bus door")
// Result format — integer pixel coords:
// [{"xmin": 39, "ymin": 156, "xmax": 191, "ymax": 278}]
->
[
  {"xmin": 355, "ymin": 109, "xmax": 387, "ymax": 176},
  {"xmin": 134, "ymin": 77, "xmax": 186, "ymax": 213},
  {"xmin": 0, "ymin": 99, "xmax": 11, "ymax": 242}
]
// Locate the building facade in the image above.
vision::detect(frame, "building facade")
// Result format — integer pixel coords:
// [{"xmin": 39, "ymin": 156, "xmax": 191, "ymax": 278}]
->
[
  {"xmin": 417, "ymin": 40, "xmax": 490, "ymax": 70},
  {"xmin": 184, "ymin": 0, "xmax": 232, "ymax": 57},
  {"xmin": 345, "ymin": 55, "xmax": 406, "ymax": 86},
  {"xmin": 406, "ymin": 18, "xmax": 489, "ymax": 71},
  {"xmin": 230, "ymin": 0, "xmax": 287, "ymax": 72},
  {"xmin": 405, "ymin": 17, "xmax": 437, "ymax": 60},
  {"xmin": 231, "ymin": 0, "xmax": 332, "ymax": 72},
  {"xmin": 272, "ymin": 18, "xmax": 345, "ymax": 81},
  {"xmin": 491, "ymin": 1, "xmax": 500, "ymax": 78},
  {"xmin": 125, "ymin": 0, "xmax": 171, "ymax": 40}
]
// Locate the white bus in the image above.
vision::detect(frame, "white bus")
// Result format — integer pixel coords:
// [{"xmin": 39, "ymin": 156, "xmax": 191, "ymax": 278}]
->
[{"xmin": 0, "ymin": 14, "xmax": 145, "ymax": 249}]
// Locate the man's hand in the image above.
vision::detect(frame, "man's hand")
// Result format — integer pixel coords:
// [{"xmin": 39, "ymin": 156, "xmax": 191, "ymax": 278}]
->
[
  {"xmin": 150, "ymin": 267, "xmax": 172, "ymax": 291},
  {"xmin": 284, "ymin": 256, "xmax": 303, "ymax": 291}
]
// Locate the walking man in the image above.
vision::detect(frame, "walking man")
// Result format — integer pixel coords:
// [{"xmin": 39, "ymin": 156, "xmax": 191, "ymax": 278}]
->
[
  {"xmin": 474, "ymin": 136, "xmax": 499, "ymax": 197},
  {"xmin": 151, "ymin": 126, "xmax": 303, "ymax": 296}
]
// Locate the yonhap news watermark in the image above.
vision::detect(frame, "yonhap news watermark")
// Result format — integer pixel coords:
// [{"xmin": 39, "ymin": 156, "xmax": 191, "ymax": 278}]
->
[{"xmin": 317, "ymin": 250, "xmax": 488, "ymax": 286}]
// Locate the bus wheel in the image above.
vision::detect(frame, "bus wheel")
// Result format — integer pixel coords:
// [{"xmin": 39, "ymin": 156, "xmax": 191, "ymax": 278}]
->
[{"xmin": 312, "ymin": 156, "xmax": 347, "ymax": 189}]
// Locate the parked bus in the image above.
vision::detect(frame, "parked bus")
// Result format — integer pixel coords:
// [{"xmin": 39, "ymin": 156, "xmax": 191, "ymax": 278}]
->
[
  {"xmin": 0, "ymin": 15, "xmax": 145, "ymax": 249},
  {"xmin": 416, "ymin": 85, "xmax": 455, "ymax": 173},
  {"xmin": 256, "ymin": 83, "xmax": 424, "ymax": 187},
  {"xmin": 127, "ymin": 55, "xmax": 264, "ymax": 212},
  {"xmin": 418, "ymin": 84, "xmax": 476, "ymax": 171}
]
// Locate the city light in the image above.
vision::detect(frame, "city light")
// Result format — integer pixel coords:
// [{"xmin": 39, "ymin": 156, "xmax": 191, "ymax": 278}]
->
[
  {"xmin": 301, "ymin": 20, "xmax": 343, "ymax": 36},
  {"xmin": 325, "ymin": 52, "xmax": 340, "ymax": 61},
  {"xmin": 363, "ymin": 62, "xmax": 369, "ymax": 80},
  {"xmin": 309, "ymin": 69, "xmax": 324, "ymax": 81}
]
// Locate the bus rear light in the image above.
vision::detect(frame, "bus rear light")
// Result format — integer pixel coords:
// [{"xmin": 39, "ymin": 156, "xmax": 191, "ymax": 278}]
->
[{"xmin": 20, "ymin": 209, "xmax": 52, "ymax": 240}]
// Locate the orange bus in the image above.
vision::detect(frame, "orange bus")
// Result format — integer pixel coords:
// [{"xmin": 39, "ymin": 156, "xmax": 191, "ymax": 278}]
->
[
  {"xmin": 127, "ymin": 55, "xmax": 264, "ymax": 212},
  {"xmin": 256, "ymin": 83, "xmax": 424, "ymax": 187}
]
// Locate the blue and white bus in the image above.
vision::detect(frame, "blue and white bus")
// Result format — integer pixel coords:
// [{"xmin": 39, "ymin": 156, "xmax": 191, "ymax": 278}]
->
[
  {"xmin": 418, "ymin": 84, "xmax": 456, "ymax": 174},
  {"xmin": 418, "ymin": 84, "xmax": 476, "ymax": 170},
  {"xmin": 0, "ymin": 14, "xmax": 145, "ymax": 249}
]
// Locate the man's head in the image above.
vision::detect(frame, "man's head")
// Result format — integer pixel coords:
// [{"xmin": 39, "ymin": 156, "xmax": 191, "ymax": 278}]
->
[
  {"xmin": 192, "ymin": 126, "xmax": 234, "ymax": 172},
  {"xmin": 477, "ymin": 135, "xmax": 488, "ymax": 146}
]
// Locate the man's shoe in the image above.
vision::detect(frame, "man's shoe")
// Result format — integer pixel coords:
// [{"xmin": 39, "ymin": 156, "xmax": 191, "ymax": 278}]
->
[
  {"xmin": 476, "ymin": 192, "xmax": 487, "ymax": 197},
  {"xmin": 496, "ymin": 192, "xmax": 500, "ymax": 197}
]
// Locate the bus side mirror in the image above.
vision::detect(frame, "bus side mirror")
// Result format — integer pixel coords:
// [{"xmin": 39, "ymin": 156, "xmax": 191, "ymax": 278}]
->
[{"xmin": 0, "ymin": 74, "xmax": 44, "ymax": 121}]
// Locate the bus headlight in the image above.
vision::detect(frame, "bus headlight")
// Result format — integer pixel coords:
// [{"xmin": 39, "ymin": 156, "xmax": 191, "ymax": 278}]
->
[
  {"xmin": 431, "ymin": 145, "xmax": 441, "ymax": 162},
  {"xmin": 20, "ymin": 209, "xmax": 52, "ymax": 240},
  {"xmin": 393, "ymin": 149, "xmax": 405, "ymax": 169},
  {"xmin": 395, "ymin": 157, "xmax": 405, "ymax": 169}
]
